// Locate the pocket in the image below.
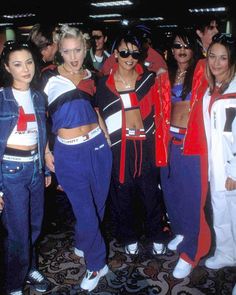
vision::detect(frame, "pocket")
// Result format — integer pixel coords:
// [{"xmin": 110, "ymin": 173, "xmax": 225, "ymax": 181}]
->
[{"xmin": 1, "ymin": 161, "xmax": 24, "ymax": 174}]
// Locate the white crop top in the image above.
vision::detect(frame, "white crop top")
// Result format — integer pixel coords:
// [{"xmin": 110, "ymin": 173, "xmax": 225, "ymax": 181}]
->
[{"xmin": 7, "ymin": 88, "xmax": 38, "ymax": 146}]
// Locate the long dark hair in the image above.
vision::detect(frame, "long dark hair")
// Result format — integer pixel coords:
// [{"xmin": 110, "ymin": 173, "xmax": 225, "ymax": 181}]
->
[
  {"xmin": 167, "ymin": 29, "xmax": 201, "ymax": 100},
  {"xmin": 0, "ymin": 40, "xmax": 40, "ymax": 88}
]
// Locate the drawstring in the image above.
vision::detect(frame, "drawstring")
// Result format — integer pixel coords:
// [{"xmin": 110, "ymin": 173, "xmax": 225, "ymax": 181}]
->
[
  {"xmin": 133, "ymin": 140, "xmax": 138, "ymax": 178},
  {"xmin": 132, "ymin": 140, "xmax": 143, "ymax": 179},
  {"xmin": 138, "ymin": 141, "xmax": 143, "ymax": 177}
]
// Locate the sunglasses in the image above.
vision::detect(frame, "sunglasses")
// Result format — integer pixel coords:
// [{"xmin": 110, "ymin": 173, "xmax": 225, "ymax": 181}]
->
[
  {"xmin": 92, "ymin": 35, "xmax": 103, "ymax": 40},
  {"xmin": 212, "ymin": 33, "xmax": 235, "ymax": 45},
  {"xmin": 117, "ymin": 50, "xmax": 141, "ymax": 60},
  {"xmin": 172, "ymin": 43, "xmax": 191, "ymax": 50}
]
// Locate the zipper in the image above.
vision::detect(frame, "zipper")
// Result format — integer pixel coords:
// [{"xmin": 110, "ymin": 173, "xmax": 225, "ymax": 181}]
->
[{"xmin": 32, "ymin": 92, "xmax": 43, "ymax": 173}]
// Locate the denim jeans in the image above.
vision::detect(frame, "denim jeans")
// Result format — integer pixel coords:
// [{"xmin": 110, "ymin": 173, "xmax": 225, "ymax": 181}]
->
[{"xmin": 1, "ymin": 157, "xmax": 44, "ymax": 293}]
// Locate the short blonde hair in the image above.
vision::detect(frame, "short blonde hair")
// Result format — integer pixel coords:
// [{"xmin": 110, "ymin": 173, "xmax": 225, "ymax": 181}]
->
[{"xmin": 54, "ymin": 24, "xmax": 87, "ymax": 52}]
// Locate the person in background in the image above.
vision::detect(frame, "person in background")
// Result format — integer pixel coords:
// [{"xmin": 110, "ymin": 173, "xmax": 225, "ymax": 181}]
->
[
  {"xmin": 195, "ymin": 15, "xmax": 219, "ymax": 58},
  {"xmin": 160, "ymin": 29, "xmax": 210, "ymax": 279},
  {"xmin": 100, "ymin": 24, "xmax": 167, "ymax": 76},
  {"xmin": 0, "ymin": 29, "xmax": 7, "ymax": 54},
  {"xmin": 95, "ymin": 29, "xmax": 170, "ymax": 255},
  {"xmin": 0, "ymin": 41, "xmax": 51, "ymax": 295},
  {"xmin": 41, "ymin": 24, "xmax": 112, "ymax": 292},
  {"xmin": 84, "ymin": 24, "xmax": 110, "ymax": 77},
  {"xmin": 184, "ymin": 33, "xmax": 236, "ymax": 271},
  {"xmin": 28, "ymin": 22, "xmax": 62, "ymax": 233},
  {"xmin": 28, "ymin": 23, "xmax": 58, "ymax": 72}
]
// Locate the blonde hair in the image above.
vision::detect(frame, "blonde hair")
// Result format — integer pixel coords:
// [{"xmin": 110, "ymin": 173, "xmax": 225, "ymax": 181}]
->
[{"xmin": 54, "ymin": 24, "xmax": 87, "ymax": 52}]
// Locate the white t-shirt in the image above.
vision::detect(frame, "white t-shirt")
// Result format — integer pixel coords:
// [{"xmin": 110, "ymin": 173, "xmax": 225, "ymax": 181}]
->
[{"xmin": 7, "ymin": 88, "xmax": 38, "ymax": 146}]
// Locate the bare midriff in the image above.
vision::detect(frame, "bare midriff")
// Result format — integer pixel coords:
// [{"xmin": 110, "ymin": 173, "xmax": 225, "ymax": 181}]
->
[
  {"xmin": 125, "ymin": 109, "xmax": 144, "ymax": 129},
  {"xmin": 58, "ymin": 123, "xmax": 99, "ymax": 139},
  {"xmin": 171, "ymin": 100, "xmax": 190, "ymax": 128},
  {"xmin": 7, "ymin": 144, "xmax": 38, "ymax": 151}
]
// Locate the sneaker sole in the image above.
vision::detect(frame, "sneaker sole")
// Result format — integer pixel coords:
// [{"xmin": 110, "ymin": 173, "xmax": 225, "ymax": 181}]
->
[
  {"xmin": 26, "ymin": 280, "xmax": 49, "ymax": 292},
  {"xmin": 125, "ymin": 248, "xmax": 139, "ymax": 255},
  {"xmin": 152, "ymin": 246, "xmax": 166, "ymax": 255}
]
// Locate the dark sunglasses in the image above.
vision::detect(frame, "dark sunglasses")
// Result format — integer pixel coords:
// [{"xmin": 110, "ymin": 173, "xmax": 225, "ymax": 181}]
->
[
  {"xmin": 172, "ymin": 43, "xmax": 191, "ymax": 50},
  {"xmin": 212, "ymin": 33, "xmax": 235, "ymax": 45},
  {"xmin": 117, "ymin": 50, "xmax": 141, "ymax": 60},
  {"xmin": 92, "ymin": 35, "xmax": 103, "ymax": 40}
]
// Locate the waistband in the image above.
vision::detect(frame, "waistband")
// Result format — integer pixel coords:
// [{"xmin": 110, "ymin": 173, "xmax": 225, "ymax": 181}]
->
[
  {"xmin": 126, "ymin": 128, "xmax": 146, "ymax": 140},
  {"xmin": 3, "ymin": 147, "xmax": 39, "ymax": 162},
  {"xmin": 57, "ymin": 126, "xmax": 101, "ymax": 145},
  {"xmin": 170, "ymin": 125, "xmax": 186, "ymax": 135}
]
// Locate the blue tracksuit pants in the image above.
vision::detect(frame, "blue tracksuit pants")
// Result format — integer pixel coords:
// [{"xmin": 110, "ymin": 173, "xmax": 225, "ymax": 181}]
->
[{"xmin": 54, "ymin": 132, "xmax": 112, "ymax": 271}]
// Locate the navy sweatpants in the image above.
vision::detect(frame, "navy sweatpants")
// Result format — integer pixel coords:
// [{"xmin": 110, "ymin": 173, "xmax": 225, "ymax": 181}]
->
[
  {"xmin": 54, "ymin": 132, "xmax": 112, "ymax": 271},
  {"xmin": 160, "ymin": 134, "xmax": 202, "ymax": 262}
]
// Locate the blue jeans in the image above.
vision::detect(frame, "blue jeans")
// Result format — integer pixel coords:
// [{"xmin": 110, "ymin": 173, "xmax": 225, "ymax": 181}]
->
[{"xmin": 1, "ymin": 158, "xmax": 44, "ymax": 293}]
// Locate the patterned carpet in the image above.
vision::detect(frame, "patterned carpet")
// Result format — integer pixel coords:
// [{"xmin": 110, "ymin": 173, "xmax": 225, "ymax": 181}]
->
[
  {"xmin": 29, "ymin": 193, "xmax": 236, "ymax": 295},
  {"xmin": 1, "ymin": 192, "xmax": 236, "ymax": 295},
  {"xmin": 34, "ymin": 230, "xmax": 236, "ymax": 295}
]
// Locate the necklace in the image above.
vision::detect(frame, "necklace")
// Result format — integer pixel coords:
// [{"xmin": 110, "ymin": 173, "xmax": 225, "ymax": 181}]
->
[
  {"xmin": 176, "ymin": 70, "xmax": 187, "ymax": 84},
  {"xmin": 216, "ymin": 81, "xmax": 223, "ymax": 87},
  {"xmin": 63, "ymin": 64, "xmax": 82, "ymax": 75},
  {"xmin": 117, "ymin": 73, "xmax": 132, "ymax": 89}
]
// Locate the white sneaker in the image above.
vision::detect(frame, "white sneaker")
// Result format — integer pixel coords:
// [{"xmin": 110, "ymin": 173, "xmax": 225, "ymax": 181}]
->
[
  {"xmin": 125, "ymin": 242, "xmax": 139, "ymax": 255},
  {"xmin": 173, "ymin": 258, "xmax": 193, "ymax": 279},
  {"xmin": 205, "ymin": 255, "xmax": 236, "ymax": 270},
  {"xmin": 152, "ymin": 242, "xmax": 166, "ymax": 255},
  {"xmin": 9, "ymin": 291, "xmax": 23, "ymax": 295},
  {"xmin": 80, "ymin": 264, "xmax": 109, "ymax": 292},
  {"xmin": 167, "ymin": 235, "xmax": 184, "ymax": 251},
  {"xmin": 74, "ymin": 247, "xmax": 84, "ymax": 257},
  {"xmin": 232, "ymin": 283, "xmax": 236, "ymax": 295}
]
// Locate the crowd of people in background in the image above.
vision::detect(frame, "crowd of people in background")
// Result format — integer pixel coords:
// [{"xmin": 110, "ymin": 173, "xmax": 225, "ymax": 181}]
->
[{"xmin": 0, "ymin": 14, "xmax": 236, "ymax": 295}]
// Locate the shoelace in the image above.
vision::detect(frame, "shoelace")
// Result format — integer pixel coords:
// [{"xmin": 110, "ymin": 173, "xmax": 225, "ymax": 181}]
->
[
  {"xmin": 86, "ymin": 270, "xmax": 98, "ymax": 279},
  {"xmin": 30, "ymin": 271, "xmax": 44, "ymax": 282}
]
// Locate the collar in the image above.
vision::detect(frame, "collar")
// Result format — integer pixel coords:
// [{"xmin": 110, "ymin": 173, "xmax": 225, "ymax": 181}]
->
[{"xmin": 106, "ymin": 63, "xmax": 144, "ymax": 94}]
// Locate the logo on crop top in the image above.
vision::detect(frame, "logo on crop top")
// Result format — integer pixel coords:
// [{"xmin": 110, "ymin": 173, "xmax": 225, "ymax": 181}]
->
[{"xmin": 17, "ymin": 106, "xmax": 36, "ymax": 131}]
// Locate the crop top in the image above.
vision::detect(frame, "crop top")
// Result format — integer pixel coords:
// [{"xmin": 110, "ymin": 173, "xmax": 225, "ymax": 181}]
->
[
  {"xmin": 43, "ymin": 74, "xmax": 98, "ymax": 134},
  {"xmin": 172, "ymin": 83, "xmax": 191, "ymax": 103}
]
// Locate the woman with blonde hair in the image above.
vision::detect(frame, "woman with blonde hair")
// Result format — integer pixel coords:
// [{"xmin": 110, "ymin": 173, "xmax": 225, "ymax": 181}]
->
[{"xmin": 41, "ymin": 25, "xmax": 112, "ymax": 292}]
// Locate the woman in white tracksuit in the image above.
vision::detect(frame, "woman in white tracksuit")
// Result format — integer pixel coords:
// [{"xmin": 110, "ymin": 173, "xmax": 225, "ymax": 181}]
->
[{"xmin": 202, "ymin": 33, "xmax": 236, "ymax": 270}]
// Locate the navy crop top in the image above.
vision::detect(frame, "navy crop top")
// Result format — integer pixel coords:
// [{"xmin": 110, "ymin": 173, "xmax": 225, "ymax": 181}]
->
[{"xmin": 43, "ymin": 75, "xmax": 98, "ymax": 134}]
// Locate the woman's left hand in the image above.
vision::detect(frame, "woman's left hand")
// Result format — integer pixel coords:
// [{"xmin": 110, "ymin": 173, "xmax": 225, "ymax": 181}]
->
[
  {"xmin": 45, "ymin": 151, "xmax": 55, "ymax": 172},
  {"xmin": 45, "ymin": 175, "xmax": 52, "ymax": 188},
  {"xmin": 225, "ymin": 177, "xmax": 236, "ymax": 191}
]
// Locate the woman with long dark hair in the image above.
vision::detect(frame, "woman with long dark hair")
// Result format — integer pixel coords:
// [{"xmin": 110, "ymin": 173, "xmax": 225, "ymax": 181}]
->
[{"xmin": 0, "ymin": 41, "xmax": 51, "ymax": 295}]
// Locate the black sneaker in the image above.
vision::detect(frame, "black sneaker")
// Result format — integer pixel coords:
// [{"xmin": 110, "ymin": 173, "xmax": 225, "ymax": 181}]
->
[{"xmin": 26, "ymin": 269, "xmax": 51, "ymax": 292}]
